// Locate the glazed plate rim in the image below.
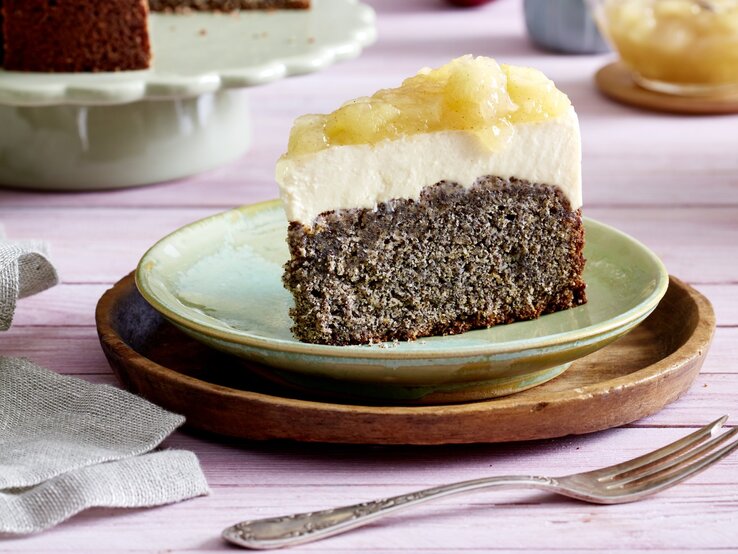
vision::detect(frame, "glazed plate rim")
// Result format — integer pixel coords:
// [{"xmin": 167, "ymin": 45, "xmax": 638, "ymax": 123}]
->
[
  {"xmin": 135, "ymin": 199, "xmax": 669, "ymax": 360},
  {"xmin": 0, "ymin": 0, "xmax": 376, "ymax": 107}
]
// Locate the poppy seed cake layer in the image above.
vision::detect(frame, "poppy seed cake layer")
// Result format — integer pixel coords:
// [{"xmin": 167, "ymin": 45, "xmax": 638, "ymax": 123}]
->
[{"xmin": 283, "ymin": 176, "xmax": 586, "ymax": 346}]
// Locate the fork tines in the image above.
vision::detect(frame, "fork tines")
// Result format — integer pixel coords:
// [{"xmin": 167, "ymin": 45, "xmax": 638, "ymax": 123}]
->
[{"xmin": 596, "ymin": 416, "xmax": 738, "ymax": 494}]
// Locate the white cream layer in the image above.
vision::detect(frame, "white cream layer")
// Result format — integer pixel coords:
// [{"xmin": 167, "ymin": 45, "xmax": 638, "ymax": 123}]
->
[{"xmin": 276, "ymin": 107, "xmax": 581, "ymax": 225}]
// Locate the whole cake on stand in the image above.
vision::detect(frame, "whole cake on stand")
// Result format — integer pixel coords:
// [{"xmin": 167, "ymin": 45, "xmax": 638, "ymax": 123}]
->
[
  {"xmin": 0, "ymin": 0, "xmax": 309, "ymax": 73},
  {"xmin": 0, "ymin": 0, "xmax": 374, "ymax": 190}
]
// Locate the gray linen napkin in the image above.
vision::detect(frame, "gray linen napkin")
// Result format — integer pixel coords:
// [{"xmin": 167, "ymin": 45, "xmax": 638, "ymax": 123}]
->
[
  {"xmin": 1, "ymin": 357, "xmax": 187, "ymax": 489},
  {"xmin": 0, "ymin": 231, "xmax": 210, "ymax": 534},
  {"xmin": 0, "ymin": 358, "xmax": 211, "ymax": 535},
  {"xmin": 1, "ymin": 450, "xmax": 208, "ymax": 534},
  {"xmin": 0, "ymin": 227, "xmax": 59, "ymax": 331}
]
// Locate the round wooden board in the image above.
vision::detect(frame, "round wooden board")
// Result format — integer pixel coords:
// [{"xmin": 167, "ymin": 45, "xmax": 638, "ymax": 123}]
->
[
  {"xmin": 594, "ymin": 62, "xmax": 738, "ymax": 115},
  {"xmin": 96, "ymin": 273, "xmax": 715, "ymax": 445}
]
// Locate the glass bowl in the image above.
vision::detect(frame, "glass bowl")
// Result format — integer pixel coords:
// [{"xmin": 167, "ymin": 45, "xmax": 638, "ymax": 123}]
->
[
  {"xmin": 588, "ymin": 0, "xmax": 738, "ymax": 96},
  {"xmin": 524, "ymin": 0, "xmax": 610, "ymax": 54}
]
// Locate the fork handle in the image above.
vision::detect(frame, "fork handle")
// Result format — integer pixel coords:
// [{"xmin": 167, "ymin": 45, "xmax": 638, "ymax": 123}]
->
[{"xmin": 222, "ymin": 475, "xmax": 557, "ymax": 549}]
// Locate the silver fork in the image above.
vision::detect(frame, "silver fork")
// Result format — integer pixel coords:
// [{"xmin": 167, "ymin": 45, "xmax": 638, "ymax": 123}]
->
[{"xmin": 223, "ymin": 416, "xmax": 738, "ymax": 550}]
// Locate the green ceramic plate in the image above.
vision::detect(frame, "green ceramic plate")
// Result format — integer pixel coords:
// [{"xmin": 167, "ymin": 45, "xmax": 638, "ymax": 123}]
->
[{"xmin": 136, "ymin": 200, "xmax": 669, "ymax": 403}]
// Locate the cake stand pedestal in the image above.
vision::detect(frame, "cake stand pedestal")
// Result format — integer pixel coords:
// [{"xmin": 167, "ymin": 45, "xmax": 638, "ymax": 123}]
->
[{"xmin": 0, "ymin": 90, "xmax": 252, "ymax": 190}]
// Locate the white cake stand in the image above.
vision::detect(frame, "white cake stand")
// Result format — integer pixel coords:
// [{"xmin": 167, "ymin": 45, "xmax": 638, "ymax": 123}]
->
[{"xmin": 0, "ymin": 0, "xmax": 375, "ymax": 190}]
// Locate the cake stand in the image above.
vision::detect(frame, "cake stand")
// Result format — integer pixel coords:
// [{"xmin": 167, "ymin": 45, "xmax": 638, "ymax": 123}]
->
[{"xmin": 0, "ymin": 0, "xmax": 376, "ymax": 190}]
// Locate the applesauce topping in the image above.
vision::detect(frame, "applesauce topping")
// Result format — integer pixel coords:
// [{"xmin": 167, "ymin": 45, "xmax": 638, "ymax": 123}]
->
[
  {"xmin": 599, "ymin": 0, "xmax": 738, "ymax": 89},
  {"xmin": 285, "ymin": 55, "xmax": 571, "ymax": 157}
]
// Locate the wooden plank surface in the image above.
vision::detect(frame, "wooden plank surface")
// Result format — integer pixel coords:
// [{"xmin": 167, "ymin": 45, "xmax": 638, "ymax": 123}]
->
[
  {"xmin": 1, "ymin": 0, "xmax": 738, "ymax": 551},
  {"xmin": 3, "ymin": 484, "xmax": 737, "ymax": 552},
  {"xmin": 1, "ymin": 207, "xmax": 737, "ymax": 283}
]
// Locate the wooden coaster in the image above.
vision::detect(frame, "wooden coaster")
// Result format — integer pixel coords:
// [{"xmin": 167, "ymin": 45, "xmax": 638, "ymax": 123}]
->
[
  {"xmin": 96, "ymin": 273, "xmax": 715, "ymax": 445},
  {"xmin": 595, "ymin": 62, "xmax": 738, "ymax": 115}
]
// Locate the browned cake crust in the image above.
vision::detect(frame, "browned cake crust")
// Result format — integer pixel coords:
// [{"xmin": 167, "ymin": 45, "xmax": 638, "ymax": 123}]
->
[
  {"xmin": 283, "ymin": 177, "xmax": 587, "ymax": 346},
  {"xmin": 149, "ymin": 0, "xmax": 310, "ymax": 11},
  {"xmin": 2, "ymin": 0, "xmax": 151, "ymax": 72},
  {"xmin": 0, "ymin": 1, "xmax": 4, "ymax": 66}
]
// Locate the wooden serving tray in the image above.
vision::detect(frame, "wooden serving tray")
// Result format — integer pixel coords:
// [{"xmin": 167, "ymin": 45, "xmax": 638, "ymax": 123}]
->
[
  {"xmin": 96, "ymin": 274, "xmax": 714, "ymax": 445},
  {"xmin": 595, "ymin": 62, "xmax": 738, "ymax": 115}
]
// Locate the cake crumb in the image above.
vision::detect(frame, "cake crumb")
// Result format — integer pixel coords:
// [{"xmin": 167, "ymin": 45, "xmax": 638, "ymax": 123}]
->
[
  {"xmin": 307, "ymin": 36, "xmax": 315, "ymax": 44},
  {"xmin": 283, "ymin": 178, "xmax": 586, "ymax": 346},
  {"xmin": 375, "ymin": 341, "xmax": 400, "ymax": 349},
  {"xmin": 198, "ymin": 28, "xmax": 207, "ymax": 36}
]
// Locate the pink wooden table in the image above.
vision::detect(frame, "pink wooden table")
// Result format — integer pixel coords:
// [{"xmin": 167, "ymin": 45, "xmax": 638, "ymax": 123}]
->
[{"xmin": 2, "ymin": 0, "xmax": 738, "ymax": 551}]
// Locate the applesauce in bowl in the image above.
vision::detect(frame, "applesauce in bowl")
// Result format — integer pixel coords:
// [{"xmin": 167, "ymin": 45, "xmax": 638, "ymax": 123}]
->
[{"xmin": 590, "ymin": 0, "xmax": 738, "ymax": 96}]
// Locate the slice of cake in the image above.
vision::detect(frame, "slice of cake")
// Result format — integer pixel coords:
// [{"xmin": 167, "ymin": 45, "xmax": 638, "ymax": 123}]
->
[
  {"xmin": 1, "ymin": 0, "xmax": 152, "ymax": 72},
  {"xmin": 277, "ymin": 56, "xmax": 586, "ymax": 346}
]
